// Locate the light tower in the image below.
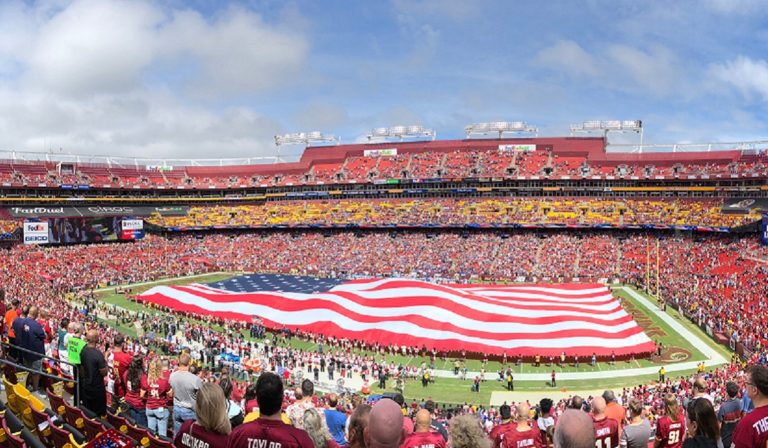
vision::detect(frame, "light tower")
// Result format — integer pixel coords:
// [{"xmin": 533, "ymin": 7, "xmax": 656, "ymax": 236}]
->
[
  {"xmin": 464, "ymin": 121, "xmax": 539, "ymax": 139},
  {"xmin": 274, "ymin": 131, "xmax": 340, "ymax": 161},
  {"xmin": 569, "ymin": 120, "xmax": 643, "ymax": 151},
  {"xmin": 366, "ymin": 125, "xmax": 435, "ymax": 142}
]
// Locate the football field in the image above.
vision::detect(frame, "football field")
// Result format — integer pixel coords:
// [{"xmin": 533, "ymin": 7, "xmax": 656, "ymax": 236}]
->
[{"xmin": 91, "ymin": 273, "xmax": 732, "ymax": 405}]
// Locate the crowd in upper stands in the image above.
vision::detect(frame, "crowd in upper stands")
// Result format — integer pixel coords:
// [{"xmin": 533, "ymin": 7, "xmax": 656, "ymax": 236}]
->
[
  {"xmin": 2, "ymin": 230, "xmax": 768, "ymax": 447},
  {"xmin": 1, "ymin": 146, "xmax": 767, "ymax": 189},
  {"xmin": 144, "ymin": 198, "xmax": 760, "ymax": 230}
]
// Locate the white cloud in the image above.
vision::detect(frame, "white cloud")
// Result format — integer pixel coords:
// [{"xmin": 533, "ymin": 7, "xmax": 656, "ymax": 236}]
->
[
  {"xmin": 159, "ymin": 6, "xmax": 308, "ymax": 97},
  {"xmin": 0, "ymin": 0, "xmax": 308, "ymax": 158},
  {"xmin": 535, "ymin": 40, "xmax": 598, "ymax": 77},
  {"xmin": 704, "ymin": 0, "xmax": 767, "ymax": 15},
  {"xmin": 535, "ymin": 40, "xmax": 687, "ymax": 97},
  {"xmin": 710, "ymin": 56, "xmax": 768, "ymax": 102},
  {"xmin": 605, "ymin": 44, "xmax": 683, "ymax": 96},
  {"xmin": 25, "ymin": 0, "xmax": 161, "ymax": 97}
]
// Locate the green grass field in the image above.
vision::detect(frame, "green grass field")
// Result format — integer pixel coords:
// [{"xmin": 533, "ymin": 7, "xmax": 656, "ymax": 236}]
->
[{"xmin": 91, "ymin": 274, "xmax": 732, "ymax": 405}]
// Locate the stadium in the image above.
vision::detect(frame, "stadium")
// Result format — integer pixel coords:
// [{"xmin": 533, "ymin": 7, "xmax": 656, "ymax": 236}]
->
[
  {"xmin": 1, "ymin": 126, "xmax": 766, "ymax": 447},
  {"xmin": 1, "ymin": 2, "xmax": 767, "ymax": 448}
]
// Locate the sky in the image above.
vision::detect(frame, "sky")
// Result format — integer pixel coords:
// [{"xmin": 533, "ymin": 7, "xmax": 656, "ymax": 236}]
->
[{"xmin": 0, "ymin": 0, "xmax": 766, "ymax": 161}]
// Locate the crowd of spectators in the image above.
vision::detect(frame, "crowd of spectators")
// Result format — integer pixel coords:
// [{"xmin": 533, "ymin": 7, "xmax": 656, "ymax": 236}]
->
[
  {"xmin": 2, "ymin": 229, "xmax": 768, "ymax": 447},
  {"xmin": 143, "ymin": 197, "xmax": 760, "ymax": 230},
  {"xmin": 1, "ymin": 147, "xmax": 766, "ymax": 189}
]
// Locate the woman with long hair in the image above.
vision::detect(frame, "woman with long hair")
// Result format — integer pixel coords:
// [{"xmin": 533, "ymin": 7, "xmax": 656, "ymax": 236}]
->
[
  {"xmin": 122, "ymin": 355, "xmax": 147, "ymax": 427},
  {"xmin": 303, "ymin": 408, "xmax": 341, "ymax": 448},
  {"xmin": 683, "ymin": 399, "xmax": 721, "ymax": 448},
  {"xmin": 145, "ymin": 358, "xmax": 172, "ymax": 437},
  {"xmin": 346, "ymin": 403, "xmax": 371, "ymax": 448},
  {"xmin": 173, "ymin": 382, "xmax": 231, "ymax": 448},
  {"xmin": 219, "ymin": 377, "xmax": 244, "ymax": 428},
  {"xmin": 655, "ymin": 393, "xmax": 685, "ymax": 448}
]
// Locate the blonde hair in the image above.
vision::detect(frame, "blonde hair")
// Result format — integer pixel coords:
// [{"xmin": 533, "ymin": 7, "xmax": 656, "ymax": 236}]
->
[
  {"xmin": 195, "ymin": 382, "xmax": 232, "ymax": 435},
  {"xmin": 303, "ymin": 408, "xmax": 332, "ymax": 448},
  {"xmin": 448, "ymin": 415, "xmax": 490, "ymax": 448},
  {"xmin": 663, "ymin": 393, "xmax": 681, "ymax": 422},
  {"xmin": 147, "ymin": 358, "xmax": 164, "ymax": 385}
]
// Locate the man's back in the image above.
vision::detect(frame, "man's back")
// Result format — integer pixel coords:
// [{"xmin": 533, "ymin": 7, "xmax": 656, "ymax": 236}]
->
[
  {"xmin": 502, "ymin": 426, "xmax": 542, "ymax": 448},
  {"xmin": 324, "ymin": 408, "xmax": 347, "ymax": 446},
  {"xmin": 491, "ymin": 421, "xmax": 515, "ymax": 448},
  {"xmin": 169, "ymin": 370, "xmax": 201, "ymax": 409},
  {"xmin": 227, "ymin": 417, "xmax": 314, "ymax": 448},
  {"xmin": 401, "ymin": 431, "xmax": 447, "ymax": 448},
  {"xmin": 592, "ymin": 417, "xmax": 619, "ymax": 448},
  {"xmin": 79, "ymin": 345, "xmax": 106, "ymax": 391},
  {"xmin": 604, "ymin": 402, "xmax": 626, "ymax": 433}
]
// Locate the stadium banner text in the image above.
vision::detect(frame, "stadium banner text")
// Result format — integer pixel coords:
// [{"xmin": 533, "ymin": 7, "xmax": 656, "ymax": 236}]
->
[
  {"xmin": 498, "ymin": 144, "xmax": 536, "ymax": 152},
  {"xmin": 5, "ymin": 205, "xmax": 189, "ymax": 218},
  {"xmin": 363, "ymin": 148, "xmax": 397, "ymax": 157}
]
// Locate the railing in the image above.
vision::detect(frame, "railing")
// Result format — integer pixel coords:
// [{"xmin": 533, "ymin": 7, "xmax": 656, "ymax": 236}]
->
[{"xmin": 1, "ymin": 341, "xmax": 80, "ymax": 402}]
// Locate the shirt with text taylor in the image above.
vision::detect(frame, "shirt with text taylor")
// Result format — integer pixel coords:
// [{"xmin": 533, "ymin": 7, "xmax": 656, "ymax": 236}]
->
[{"xmin": 226, "ymin": 417, "xmax": 314, "ymax": 448}]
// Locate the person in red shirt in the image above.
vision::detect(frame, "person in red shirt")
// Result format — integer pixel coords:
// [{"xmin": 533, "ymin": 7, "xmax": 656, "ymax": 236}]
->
[
  {"xmin": 655, "ymin": 393, "xmax": 685, "ymax": 448},
  {"xmin": 108, "ymin": 334, "xmax": 133, "ymax": 400},
  {"xmin": 502, "ymin": 402, "xmax": 542, "ymax": 448},
  {"xmin": 732, "ymin": 364, "xmax": 768, "ymax": 448},
  {"xmin": 591, "ymin": 397, "xmax": 618, "ymax": 448},
  {"xmin": 123, "ymin": 356, "xmax": 147, "ymax": 427},
  {"xmin": 227, "ymin": 372, "xmax": 314, "ymax": 448},
  {"xmin": 145, "ymin": 358, "xmax": 172, "ymax": 438},
  {"xmin": 401, "ymin": 409, "xmax": 446, "ymax": 448},
  {"xmin": 490, "ymin": 404, "xmax": 515, "ymax": 448},
  {"xmin": 174, "ymin": 382, "xmax": 231, "ymax": 448}
]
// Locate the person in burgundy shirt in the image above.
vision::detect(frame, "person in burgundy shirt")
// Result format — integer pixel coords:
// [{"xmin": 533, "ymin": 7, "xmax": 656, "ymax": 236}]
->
[
  {"xmin": 227, "ymin": 372, "xmax": 314, "ymax": 448},
  {"xmin": 732, "ymin": 364, "xmax": 768, "ymax": 448},
  {"xmin": 145, "ymin": 358, "xmax": 172, "ymax": 438},
  {"xmin": 108, "ymin": 334, "xmax": 133, "ymax": 400},
  {"xmin": 401, "ymin": 409, "xmax": 446, "ymax": 448},
  {"xmin": 502, "ymin": 402, "xmax": 542, "ymax": 448},
  {"xmin": 123, "ymin": 355, "xmax": 147, "ymax": 427},
  {"xmin": 655, "ymin": 393, "xmax": 685, "ymax": 448},
  {"xmin": 490, "ymin": 404, "xmax": 516, "ymax": 448},
  {"xmin": 174, "ymin": 382, "xmax": 231, "ymax": 448},
  {"xmin": 591, "ymin": 397, "xmax": 618, "ymax": 448}
]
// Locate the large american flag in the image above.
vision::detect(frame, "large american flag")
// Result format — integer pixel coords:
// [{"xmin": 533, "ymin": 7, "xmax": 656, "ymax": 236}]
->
[{"xmin": 136, "ymin": 275, "xmax": 654, "ymax": 357}]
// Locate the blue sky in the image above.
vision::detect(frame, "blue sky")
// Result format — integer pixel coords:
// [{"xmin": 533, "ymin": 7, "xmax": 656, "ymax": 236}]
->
[{"xmin": 0, "ymin": 0, "xmax": 766, "ymax": 160}]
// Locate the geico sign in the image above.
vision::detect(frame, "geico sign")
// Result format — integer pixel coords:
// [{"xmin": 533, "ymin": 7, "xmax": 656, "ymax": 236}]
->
[{"xmin": 24, "ymin": 236, "xmax": 48, "ymax": 242}]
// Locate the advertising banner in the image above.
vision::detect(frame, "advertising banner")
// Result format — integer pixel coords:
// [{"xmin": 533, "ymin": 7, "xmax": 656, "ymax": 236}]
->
[
  {"xmin": 5, "ymin": 205, "xmax": 189, "ymax": 219},
  {"xmin": 498, "ymin": 144, "xmax": 536, "ymax": 152},
  {"xmin": 23, "ymin": 221, "xmax": 49, "ymax": 245},
  {"xmin": 363, "ymin": 148, "xmax": 397, "ymax": 157}
]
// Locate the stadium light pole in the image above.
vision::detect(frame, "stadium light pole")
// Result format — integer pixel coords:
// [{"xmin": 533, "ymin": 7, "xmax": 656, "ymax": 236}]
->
[
  {"xmin": 569, "ymin": 120, "xmax": 643, "ymax": 152},
  {"xmin": 464, "ymin": 121, "xmax": 539, "ymax": 139},
  {"xmin": 274, "ymin": 132, "xmax": 340, "ymax": 162},
  {"xmin": 365, "ymin": 125, "xmax": 436, "ymax": 142}
]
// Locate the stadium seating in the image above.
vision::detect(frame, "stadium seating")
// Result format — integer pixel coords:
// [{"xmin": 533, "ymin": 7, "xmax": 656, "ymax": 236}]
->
[{"xmin": 145, "ymin": 198, "xmax": 761, "ymax": 230}]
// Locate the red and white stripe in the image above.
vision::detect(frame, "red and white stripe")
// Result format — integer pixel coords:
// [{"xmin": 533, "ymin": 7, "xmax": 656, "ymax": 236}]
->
[{"xmin": 137, "ymin": 279, "xmax": 654, "ymax": 356}]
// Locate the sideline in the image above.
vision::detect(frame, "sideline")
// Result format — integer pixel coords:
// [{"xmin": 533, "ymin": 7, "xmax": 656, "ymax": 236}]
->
[{"xmin": 94, "ymin": 271, "xmax": 233, "ymax": 293}]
